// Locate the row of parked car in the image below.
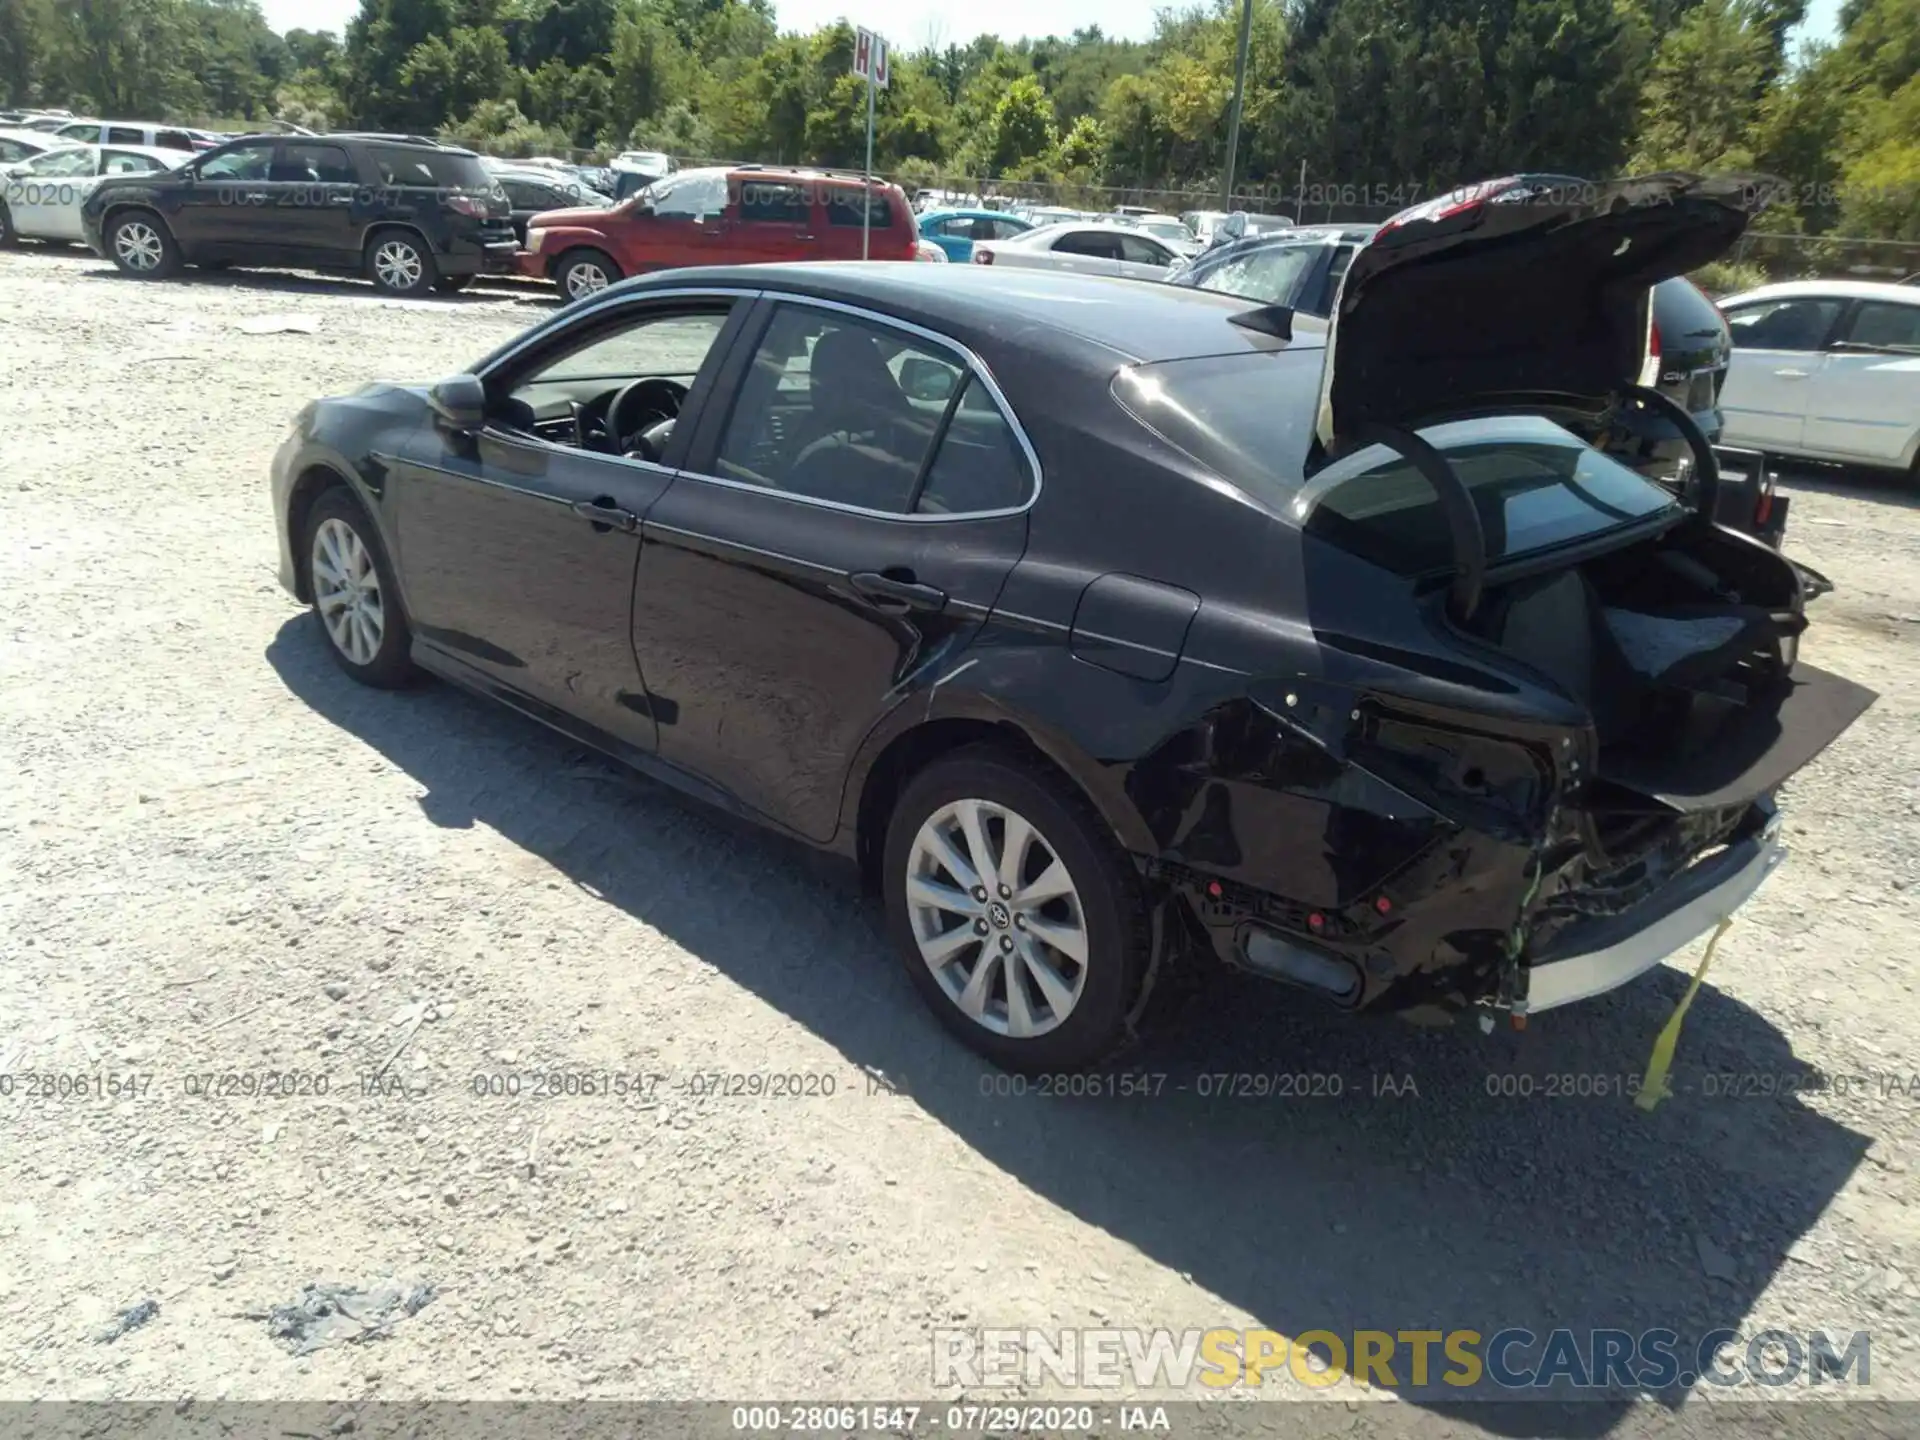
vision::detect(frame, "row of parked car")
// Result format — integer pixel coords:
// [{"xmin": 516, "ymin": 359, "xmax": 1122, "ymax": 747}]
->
[{"xmin": 2, "ymin": 125, "xmax": 1913, "ymax": 480}]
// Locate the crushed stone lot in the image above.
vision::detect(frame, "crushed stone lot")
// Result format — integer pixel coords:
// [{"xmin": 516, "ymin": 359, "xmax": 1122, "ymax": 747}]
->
[{"xmin": 2, "ymin": 247, "xmax": 1919, "ymax": 1435}]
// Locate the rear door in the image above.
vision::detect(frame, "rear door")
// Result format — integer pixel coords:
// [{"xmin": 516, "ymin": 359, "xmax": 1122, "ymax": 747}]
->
[
  {"xmin": 632, "ymin": 296, "xmax": 1036, "ymax": 840},
  {"xmin": 264, "ymin": 140, "xmax": 361, "ymax": 264},
  {"xmin": 1719, "ymin": 294, "xmax": 1846, "ymax": 453},
  {"xmin": 1799, "ymin": 298, "xmax": 1920, "ymax": 466},
  {"xmin": 728, "ymin": 176, "xmax": 811, "ymax": 264},
  {"xmin": 5, "ymin": 145, "xmax": 94, "ymax": 238}
]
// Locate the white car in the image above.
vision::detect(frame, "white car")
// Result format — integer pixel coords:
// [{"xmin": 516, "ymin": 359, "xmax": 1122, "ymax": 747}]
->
[
  {"xmin": 1719, "ymin": 279, "xmax": 1920, "ymax": 477},
  {"xmin": 1117, "ymin": 211, "xmax": 1203, "ymax": 258},
  {"xmin": 0, "ymin": 143, "xmax": 192, "ymax": 245},
  {"xmin": 970, "ymin": 221, "xmax": 1180, "ymax": 280},
  {"xmin": 0, "ymin": 127, "xmax": 67, "ymax": 166},
  {"xmin": 53, "ymin": 119, "xmax": 217, "ymax": 152}
]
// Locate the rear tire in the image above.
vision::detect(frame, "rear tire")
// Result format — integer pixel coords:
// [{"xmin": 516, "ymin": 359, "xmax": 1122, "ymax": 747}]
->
[
  {"xmin": 106, "ymin": 210, "xmax": 180, "ymax": 279},
  {"xmin": 0, "ymin": 202, "xmax": 18, "ymax": 246},
  {"xmin": 366, "ymin": 230, "xmax": 436, "ymax": 297},
  {"xmin": 303, "ymin": 489, "xmax": 418, "ymax": 689},
  {"xmin": 883, "ymin": 746, "xmax": 1155, "ymax": 1073},
  {"xmin": 555, "ymin": 248, "xmax": 620, "ymax": 302}
]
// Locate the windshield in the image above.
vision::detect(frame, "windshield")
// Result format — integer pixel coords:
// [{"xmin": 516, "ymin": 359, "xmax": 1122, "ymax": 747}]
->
[
  {"xmin": 1139, "ymin": 220, "xmax": 1190, "ymax": 243},
  {"xmin": 1113, "ymin": 356, "xmax": 1678, "ymax": 575}
]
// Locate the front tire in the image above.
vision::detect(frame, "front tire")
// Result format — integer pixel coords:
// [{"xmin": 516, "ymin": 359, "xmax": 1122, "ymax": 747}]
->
[
  {"xmin": 884, "ymin": 747, "xmax": 1154, "ymax": 1073},
  {"xmin": 366, "ymin": 230, "xmax": 436, "ymax": 297},
  {"xmin": 555, "ymin": 248, "xmax": 620, "ymax": 302},
  {"xmin": 106, "ymin": 210, "xmax": 180, "ymax": 279},
  {"xmin": 303, "ymin": 489, "xmax": 417, "ymax": 688}
]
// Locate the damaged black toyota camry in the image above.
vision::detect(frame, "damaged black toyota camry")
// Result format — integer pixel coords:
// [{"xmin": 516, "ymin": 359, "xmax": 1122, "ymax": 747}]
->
[{"xmin": 272, "ymin": 172, "xmax": 1875, "ymax": 1072}]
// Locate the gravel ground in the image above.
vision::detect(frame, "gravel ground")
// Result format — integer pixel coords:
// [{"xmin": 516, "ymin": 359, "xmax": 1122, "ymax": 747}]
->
[{"xmin": 2, "ymin": 246, "xmax": 1918, "ymax": 1437}]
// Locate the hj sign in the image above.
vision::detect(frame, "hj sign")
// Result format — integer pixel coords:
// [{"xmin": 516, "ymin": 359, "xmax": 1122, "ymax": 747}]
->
[{"xmin": 852, "ymin": 27, "xmax": 890, "ymax": 88}]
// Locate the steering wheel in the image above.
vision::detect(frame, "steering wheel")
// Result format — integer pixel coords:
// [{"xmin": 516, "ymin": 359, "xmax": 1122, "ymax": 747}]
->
[{"xmin": 609, "ymin": 377, "xmax": 688, "ymax": 461}]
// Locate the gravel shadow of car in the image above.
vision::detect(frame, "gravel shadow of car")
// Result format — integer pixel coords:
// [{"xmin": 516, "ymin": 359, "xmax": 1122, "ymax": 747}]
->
[
  {"xmin": 267, "ymin": 618, "xmax": 1872, "ymax": 1435},
  {"xmin": 1776, "ymin": 461, "xmax": 1920, "ymax": 514},
  {"xmin": 76, "ymin": 265, "xmax": 552, "ymax": 307}
]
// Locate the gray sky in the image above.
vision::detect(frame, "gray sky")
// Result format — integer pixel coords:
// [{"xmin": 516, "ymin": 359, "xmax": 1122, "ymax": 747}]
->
[{"xmin": 259, "ymin": 0, "xmax": 1843, "ymax": 57}]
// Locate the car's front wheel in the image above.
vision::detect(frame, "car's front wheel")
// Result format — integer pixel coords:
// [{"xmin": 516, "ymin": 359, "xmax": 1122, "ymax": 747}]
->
[
  {"xmin": 106, "ymin": 210, "xmax": 180, "ymax": 279},
  {"xmin": 366, "ymin": 230, "xmax": 437, "ymax": 297},
  {"xmin": 884, "ymin": 748, "xmax": 1153, "ymax": 1073},
  {"xmin": 304, "ymin": 489, "xmax": 417, "ymax": 688},
  {"xmin": 555, "ymin": 248, "xmax": 621, "ymax": 302}
]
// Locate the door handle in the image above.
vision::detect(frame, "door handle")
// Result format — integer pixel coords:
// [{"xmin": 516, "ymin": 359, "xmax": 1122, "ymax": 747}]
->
[
  {"xmin": 797, "ymin": 233, "xmax": 816, "ymax": 241},
  {"xmin": 850, "ymin": 571, "xmax": 947, "ymax": 613},
  {"xmin": 571, "ymin": 498, "xmax": 638, "ymax": 532},
  {"xmin": 1774, "ymin": 369, "xmax": 1810, "ymax": 379},
  {"xmin": 242, "ymin": 191, "xmax": 269, "ymax": 203}
]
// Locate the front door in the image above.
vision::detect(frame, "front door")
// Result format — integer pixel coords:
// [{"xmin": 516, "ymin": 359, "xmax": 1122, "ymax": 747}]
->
[
  {"xmin": 629, "ymin": 169, "xmax": 730, "ymax": 271},
  {"xmin": 1719, "ymin": 294, "xmax": 1845, "ymax": 452},
  {"xmin": 1799, "ymin": 298, "xmax": 1920, "ymax": 465},
  {"xmin": 633, "ymin": 297, "xmax": 1036, "ymax": 841},
  {"xmin": 169, "ymin": 139, "xmax": 279, "ymax": 256},
  {"xmin": 388, "ymin": 298, "xmax": 748, "ymax": 750}
]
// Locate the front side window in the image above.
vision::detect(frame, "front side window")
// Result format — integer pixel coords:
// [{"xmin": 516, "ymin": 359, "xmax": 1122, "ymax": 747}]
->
[
  {"xmin": 27, "ymin": 147, "xmax": 95, "ymax": 178},
  {"xmin": 650, "ymin": 171, "xmax": 727, "ymax": 218},
  {"xmin": 198, "ymin": 142, "xmax": 274, "ymax": 182},
  {"xmin": 1193, "ymin": 242, "xmax": 1322, "ymax": 308},
  {"xmin": 1725, "ymin": 297, "xmax": 1842, "ymax": 351},
  {"xmin": 711, "ymin": 304, "xmax": 1028, "ymax": 514},
  {"xmin": 1843, "ymin": 301, "xmax": 1920, "ymax": 352}
]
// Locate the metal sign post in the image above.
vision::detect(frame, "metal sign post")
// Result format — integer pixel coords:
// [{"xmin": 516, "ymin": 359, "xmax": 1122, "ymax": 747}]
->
[{"xmin": 853, "ymin": 26, "xmax": 889, "ymax": 260}]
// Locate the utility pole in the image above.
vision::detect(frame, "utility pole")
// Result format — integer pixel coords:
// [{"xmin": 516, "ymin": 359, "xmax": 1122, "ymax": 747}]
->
[{"xmin": 1221, "ymin": 0, "xmax": 1254, "ymax": 208}]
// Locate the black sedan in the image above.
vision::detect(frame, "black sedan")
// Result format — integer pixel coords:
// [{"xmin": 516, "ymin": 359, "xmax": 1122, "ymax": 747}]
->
[{"xmin": 272, "ymin": 179, "xmax": 1872, "ymax": 1072}]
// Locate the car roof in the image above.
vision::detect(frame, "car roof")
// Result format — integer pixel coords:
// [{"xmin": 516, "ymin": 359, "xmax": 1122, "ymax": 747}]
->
[
  {"xmin": 1722, "ymin": 279, "xmax": 1920, "ymax": 306},
  {"xmin": 0, "ymin": 126, "xmax": 56, "ymax": 144},
  {"xmin": 921, "ymin": 207, "xmax": 1027, "ymax": 222},
  {"xmin": 99, "ymin": 143, "xmax": 196, "ymax": 160},
  {"xmin": 606, "ymin": 262, "xmax": 1329, "ymax": 365}
]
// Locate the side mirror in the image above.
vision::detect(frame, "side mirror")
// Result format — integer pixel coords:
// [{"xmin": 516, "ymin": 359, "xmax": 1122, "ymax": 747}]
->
[
  {"xmin": 898, "ymin": 357, "xmax": 959, "ymax": 404},
  {"xmin": 429, "ymin": 374, "xmax": 488, "ymax": 432}
]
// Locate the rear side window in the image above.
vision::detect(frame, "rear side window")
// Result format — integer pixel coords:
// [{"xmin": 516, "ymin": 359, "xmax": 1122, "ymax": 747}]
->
[
  {"xmin": 0, "ymin": 139, "xmax": 30, "ymax": 162},
  {"xmin": 1725, "ymin": 297, "xmax": 1841, "ymax": 351},
  {"xmin": 370, "ymin": 146, "xmax": 491, "ymax": 189},
  {"xmin": 278, "ymin": 143, "xmax": 355, "ymax": 184},
  {"xmin": 1192, "ymin": 242, "xmax": 1322, "ymax": 309},
  {"xmin": 157, "ymin": 130, "xmax": 194, "ymax": 151},
  {"xmin": 1054, "ymin": 231, "xmax": 1120, "ymax": 259},
  {"xmin": 1118, "ymin": 234, "xmax": 1172, "ymax": 266},
  {"xmin": 709, "ymin": 303, "xmax": 1028, "ymax": 515},
  {"xmin": 106, "ymin": 126, "xmax": 143, "ymax": 145},
  {"xmin": 826, "ymin": 188, "xmax": 894, "ymax": 227},
  {"xmin": 1844, "ymin": 301, "xmax": 1920, "ymax": 352},
  {"xmin": 737, "ymin": 181, "xmax": 809, "ymax": 224}
]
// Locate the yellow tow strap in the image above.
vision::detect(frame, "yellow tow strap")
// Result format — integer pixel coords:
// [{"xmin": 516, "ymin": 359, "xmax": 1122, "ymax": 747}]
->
[{"xmin": 1635, "ymin": 916, "xmax": 1734, "ymax": 1113}]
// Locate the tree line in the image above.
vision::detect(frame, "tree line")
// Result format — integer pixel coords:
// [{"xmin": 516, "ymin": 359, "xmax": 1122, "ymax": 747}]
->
[{"xmin": 1, "ymin": 0, "xmax": 1915, "ymax": 241}]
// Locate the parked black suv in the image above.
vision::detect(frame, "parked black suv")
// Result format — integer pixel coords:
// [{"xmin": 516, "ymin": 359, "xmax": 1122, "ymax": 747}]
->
[{"xmin": 80, "ymin": 132, "xmax": 516, "ymax": 296}]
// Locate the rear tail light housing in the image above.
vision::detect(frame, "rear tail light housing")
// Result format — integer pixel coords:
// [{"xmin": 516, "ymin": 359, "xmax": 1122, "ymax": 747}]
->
[
  {"xmin": 1640, "ymin": 312, "xmax": 1663, "ymax": 386},
  {"xmin": 447, "ymin": 192, "xmax": 488, "ymax": 220}
]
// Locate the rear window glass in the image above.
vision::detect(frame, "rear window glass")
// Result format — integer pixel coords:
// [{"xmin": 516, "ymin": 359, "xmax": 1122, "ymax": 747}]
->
[
  {"xmin": 370, "ymin": 146, "xmax": 491, "ymax": 189},
  {"xmin": 1113, "ymin": 357, "xmax": 1677, "ymax": 575}
]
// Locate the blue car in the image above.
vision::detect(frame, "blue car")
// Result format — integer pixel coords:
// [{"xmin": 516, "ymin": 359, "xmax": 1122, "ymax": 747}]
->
[{"xmin": 915, "ymin": 208, "xmax": 1032, "ymax": 263}]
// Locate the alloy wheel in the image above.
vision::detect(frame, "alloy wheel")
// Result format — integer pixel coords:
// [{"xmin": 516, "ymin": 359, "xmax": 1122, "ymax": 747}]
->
[
  {"xmin": 311, "ymin": 517, "xmax": 385, "ymax": 667},
  {"xmin": 114, "ymin": 221, "xmax": 164, "ymax": 271},
  {"xmin": 565, "ymin": 261, "xmax": 610, "ymax": 299},
  {"xmin": 373, "ymin": 240, "xmax": 423, "ymax": 291},
  {"xmin": 906, "ymin": 798, "xmax": 1089, "ymax": 1038}
]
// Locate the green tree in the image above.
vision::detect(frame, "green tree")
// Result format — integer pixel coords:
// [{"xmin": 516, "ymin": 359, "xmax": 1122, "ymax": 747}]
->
[
  {"xmin": 1634, "ymin": 0, "xmax": 1772, "ymax": 170},
  {"xmin": 987, "ymin": 74, "xmax": 1056, "ymax": 174}
]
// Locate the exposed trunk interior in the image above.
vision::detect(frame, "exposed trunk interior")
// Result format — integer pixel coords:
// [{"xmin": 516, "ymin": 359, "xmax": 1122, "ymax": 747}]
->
[{"xmin": 1463, "ymin": 522, "xmax": 1874, "ymax": 859}]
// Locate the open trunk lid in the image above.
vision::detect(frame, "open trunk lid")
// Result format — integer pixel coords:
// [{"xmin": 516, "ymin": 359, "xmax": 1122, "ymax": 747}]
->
[{"xmin": 1314, "ymin": 173, "xmax": 1775, "ymax": 451}]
